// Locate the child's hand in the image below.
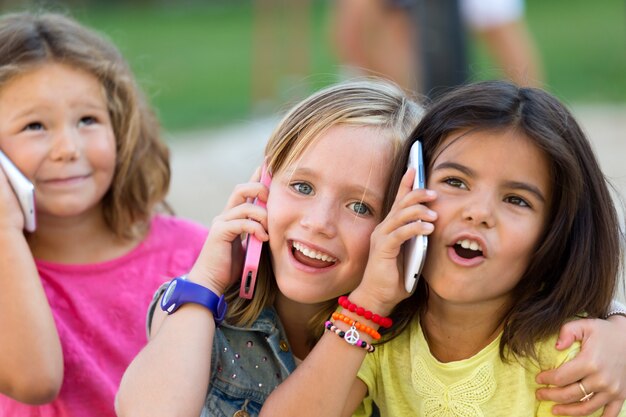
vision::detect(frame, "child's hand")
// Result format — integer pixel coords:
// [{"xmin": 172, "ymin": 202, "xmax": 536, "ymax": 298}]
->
[
  {"xmin": 187, "ymin": 168, "xmax": 269, "ymax": 295},
  {"xmin": 0, "ymin": 169, "xmax": 26, "ymax": 232},
  {"xmin": 535, "ymin": 316, "xmax": 626, "ymax": 417},
  {"xmin": 350, "ymin": 168, "xmax": 437, "ymax": 316}
]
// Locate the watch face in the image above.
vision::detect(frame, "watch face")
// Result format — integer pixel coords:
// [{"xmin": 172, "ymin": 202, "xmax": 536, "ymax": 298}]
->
[{"xmin": 162, "ymin": 280, "xmax": 178, "ymax": 306}]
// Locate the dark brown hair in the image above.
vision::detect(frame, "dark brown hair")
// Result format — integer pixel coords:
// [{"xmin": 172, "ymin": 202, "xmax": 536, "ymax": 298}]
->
[
  {"xmin": 0, "ymin": 12, "xmax": 170, "ymax": 238},
  {"xmin": 386, "ymin": 80, "xmax": 623, "ymax": 359}
]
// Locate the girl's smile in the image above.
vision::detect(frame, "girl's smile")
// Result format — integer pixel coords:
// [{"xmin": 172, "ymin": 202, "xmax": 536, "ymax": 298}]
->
[
  {"xmin": 290, "ymin": 240, "xmax": 338, "ymax": 270},
  {"xmin": 422, "ymin": 128, "xmax": 552, "ymax": 307}
]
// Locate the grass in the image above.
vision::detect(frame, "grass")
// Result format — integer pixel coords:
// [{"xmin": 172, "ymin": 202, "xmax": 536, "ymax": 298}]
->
[
  {"xmin": 472, "ymin": 0, "xmax": 626, "ymax": 103},
  {"xmin": 4, "ymin": 0, "xmax": 623, "ymax": 132}
]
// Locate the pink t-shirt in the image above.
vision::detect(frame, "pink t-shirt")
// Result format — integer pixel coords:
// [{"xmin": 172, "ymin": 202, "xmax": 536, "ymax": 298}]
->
[{"xmin": 0, "ymin": 214, "xmax": 208, "ymax": 417}]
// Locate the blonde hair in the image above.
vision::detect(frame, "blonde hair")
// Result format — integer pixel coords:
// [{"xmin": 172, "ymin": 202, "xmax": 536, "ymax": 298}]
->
[
  {"xmin": 0, "ymin": 12, "xmax": 170, "ymax": 239},
  {"xmin": 225, "ymin": 79, "xmax": 423, "ymax": 344}
]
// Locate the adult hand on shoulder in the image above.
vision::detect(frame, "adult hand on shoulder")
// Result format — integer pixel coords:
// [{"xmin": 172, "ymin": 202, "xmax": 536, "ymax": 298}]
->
[
  {"xmin": 352, "ymin": 169, "xmax": 437, "ymax": 315},
  {"xmin": 535, "ymin": 316, "xmax": 626, "ymax": 417}
]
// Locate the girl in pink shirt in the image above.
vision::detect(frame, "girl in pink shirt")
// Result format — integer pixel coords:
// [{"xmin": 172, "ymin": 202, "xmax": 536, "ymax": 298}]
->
[{"xmin": 0, "ymin": 12, "xmax": 207, "ymax": 417}]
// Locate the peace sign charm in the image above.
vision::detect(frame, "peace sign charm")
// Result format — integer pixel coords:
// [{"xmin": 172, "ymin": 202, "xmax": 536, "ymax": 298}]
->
[{"xmin": 344, "ymin": 325, "xmax": 360, "ymax": 345}]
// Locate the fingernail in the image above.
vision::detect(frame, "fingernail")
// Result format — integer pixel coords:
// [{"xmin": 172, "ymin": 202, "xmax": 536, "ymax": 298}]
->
[
  {"xmin": 425, "ymin": 190, "xmax": 436, "ymax": 197},
  {"xmin": 423, "ymin": 223, "xmax": 434, "ymax": 232}
]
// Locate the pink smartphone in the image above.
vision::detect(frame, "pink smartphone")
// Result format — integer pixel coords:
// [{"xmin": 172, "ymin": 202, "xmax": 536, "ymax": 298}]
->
[
  {"xmin": 239, "ymin": 166, "xmax": 272, "ymax": 299},
  {"xmin": 0, "ymin": 150, "xmax": 36, "ymax": 232}
]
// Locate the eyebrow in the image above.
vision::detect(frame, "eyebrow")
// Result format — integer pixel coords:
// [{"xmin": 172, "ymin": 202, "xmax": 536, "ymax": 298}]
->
[
  {"xmin": 287, "ymin": 166, "xmax": 385, "ymax": 208},
  {"xmin": 433, "ymin": 161, "xmax": 547, "ymax": 204}
]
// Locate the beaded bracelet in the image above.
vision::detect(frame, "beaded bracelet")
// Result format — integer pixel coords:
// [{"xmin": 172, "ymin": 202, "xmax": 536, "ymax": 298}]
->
[
  {"xmin": 332, "ymin": 312, "xmax": 381, "ymax": 340},
  {"xmin": 338, "ymin": 296, "xmax": 393, "ymax": 328},
  {"xmin": 325, "ymin": 321, "xmax": 375, "ymax": 353}
]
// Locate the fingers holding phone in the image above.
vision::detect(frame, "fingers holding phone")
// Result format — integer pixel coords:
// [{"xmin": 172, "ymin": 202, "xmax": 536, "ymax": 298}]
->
[{"xmin": 188, "ymin": 170, "xmax": 270, "ymax": 296}]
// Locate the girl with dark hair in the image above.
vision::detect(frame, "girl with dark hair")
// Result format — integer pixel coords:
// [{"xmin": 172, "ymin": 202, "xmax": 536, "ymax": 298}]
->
[{"xmin": 261, "ymin": 80, "xmax": 626, "ymax": 416}]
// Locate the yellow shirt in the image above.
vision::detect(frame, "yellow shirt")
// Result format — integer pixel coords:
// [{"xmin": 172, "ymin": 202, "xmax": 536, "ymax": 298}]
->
[{"xmin": 356, "ymin": 317, "xmax": 624, "ymax": 417}]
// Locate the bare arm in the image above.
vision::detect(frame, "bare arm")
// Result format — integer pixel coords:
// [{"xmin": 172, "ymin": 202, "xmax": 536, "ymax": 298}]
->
[
  {"xmin": 260, "ymin": 322, "xmax": 371, "ymax": 417},
  {"xmin": 116, "ymin": 176, "xmax": 269, "ymax": 417},
  {"xmin": 473, "ymin": 20, "xmax": 544, "ymax": 87},
  {"xmin": 0, "ymin": 175, "xmax": 63, "ymax": 404},
  {"xmin": 115, "ymin": 289, "xmax": 218, "ymax": 417}
]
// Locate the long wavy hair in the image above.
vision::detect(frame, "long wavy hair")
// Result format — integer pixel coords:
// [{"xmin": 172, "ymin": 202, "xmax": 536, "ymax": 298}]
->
[
  {"xmin": 225, "ymin": 79, "xmax": 424, "ymax": 346},
  {"xmin": 386, "ymin": 80, "xmax": 623, "ymax": 359},
  {"xmin": 0, "ymin": 12, "xmax": 170, "ymax": 239}
]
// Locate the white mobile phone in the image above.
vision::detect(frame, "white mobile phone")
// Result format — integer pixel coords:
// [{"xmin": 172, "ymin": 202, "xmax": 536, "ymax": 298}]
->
[
  {"xmin": 403, "ymin": 141, "xmax": 427, "ymax": 294},
  {"xmin": 0, "ymin": 150, "xmax": 36, "ymax": 232}
]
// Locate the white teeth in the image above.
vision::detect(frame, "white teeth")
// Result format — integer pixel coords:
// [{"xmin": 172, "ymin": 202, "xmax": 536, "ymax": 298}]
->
[
  {"xmin": 292, "ymin": 241, "xmax": 337, "ymax": 263},
  {"xmin": 456, "ymin": 239, "xmax": 483, "ymax": 252}
]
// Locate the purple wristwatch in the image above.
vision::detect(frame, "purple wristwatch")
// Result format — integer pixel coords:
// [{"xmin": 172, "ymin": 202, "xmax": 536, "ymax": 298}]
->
[{"xmin": 160, "ymin": 275, "xmax": 227, "ymax": 324}]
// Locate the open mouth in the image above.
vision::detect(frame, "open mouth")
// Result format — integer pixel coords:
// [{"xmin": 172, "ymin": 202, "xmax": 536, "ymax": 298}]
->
[
  {"xmin": 453, "ymin": 239, "xmax": 484, "ymax": 259},
  {"xmin": 292, "ymin": 241, "xmax": 337, "ymax": 268}
]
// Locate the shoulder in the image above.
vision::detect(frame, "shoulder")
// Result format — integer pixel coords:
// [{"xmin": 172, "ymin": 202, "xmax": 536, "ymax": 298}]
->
[
  {"xmin": 145, "ymin": 214, "xmax": 208, "ymax": 252},
  {"xmin": 359, "ymin": 317, "xmax": 420, "ymax": 380},
  {"xmin": 150, "ymin": 214, "xmax": 209, "ymax": 240},
  {"xmin": 533, "ymin": 327, "xmax": 580, "ymax": 370}
]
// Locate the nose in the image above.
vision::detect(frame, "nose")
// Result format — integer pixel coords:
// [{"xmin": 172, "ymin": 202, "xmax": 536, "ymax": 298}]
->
[
  {"xmin": 461, "ymin": 192, "xmax": 496, "ymax": 228},
  {"xmin": 49, "ymin": 127, "xmax": 80, "ymax": 161},
  {"xmin": 299, "ymin": 197, "xmax": 338, "ymax": 238}
]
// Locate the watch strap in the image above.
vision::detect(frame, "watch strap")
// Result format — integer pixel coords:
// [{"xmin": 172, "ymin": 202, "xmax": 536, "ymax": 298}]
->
[{"xmin": 161, "ymin": 275, "xmax": 227, "ymax": 324}]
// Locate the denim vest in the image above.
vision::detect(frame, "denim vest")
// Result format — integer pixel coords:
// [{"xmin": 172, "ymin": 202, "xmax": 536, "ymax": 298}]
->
[
  {"xmin": 147, "ymin": 286, "xmax": 296, "ymax": 417},
  {"xmin": 202, "ymin": 307, "xmax": 297, "ymax": 416}
]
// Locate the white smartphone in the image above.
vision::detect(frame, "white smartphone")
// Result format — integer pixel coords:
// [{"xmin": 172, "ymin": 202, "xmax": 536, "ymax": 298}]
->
[
  {"xmin": 0, "ymin": 150, "xmax": 36, "ymax": 232},
  {"xmin": 403, "ymin": 141, "xmax": 427, "ymax": 294}
]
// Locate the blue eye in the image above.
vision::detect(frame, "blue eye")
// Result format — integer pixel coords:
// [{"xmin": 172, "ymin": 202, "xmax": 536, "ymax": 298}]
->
[
  {"xmin": 78, "ymin": 116, "xmax": 97, "ymax": 127},
  {"xmin": 444, "ymin": 177, "xmax": 467, "ymax": 189},
  {"xmin": 292, "ymin": 182, "xmax": 313, "ymax": 195},
  {"xmin": 24, "ymin": 122, "xmax": 44, "ymax": 131},
  {"xmin": 505, "ymin": 195, "xmax": 530, "ymax": 207},
  {"xmin": 348, "ymin": 201, "xmax": 371, "ymax": 216}
]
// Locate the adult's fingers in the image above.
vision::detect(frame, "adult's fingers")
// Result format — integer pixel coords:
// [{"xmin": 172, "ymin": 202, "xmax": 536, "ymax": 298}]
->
[
  {"xmin": 548, "ymin": 390, "xmax": 610, "ymax": 417},
  {"xmin": 600, "ymin": 400, "xmax": 625, "ymax": 417}
]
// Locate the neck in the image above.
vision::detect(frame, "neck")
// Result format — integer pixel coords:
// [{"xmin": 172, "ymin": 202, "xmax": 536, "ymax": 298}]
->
[
  {"xmin": 26, "ymin": 205, "xmax": 141, "ymax": 264},
  {"xmin": 421, "ymin": 293, "xmax": 511, "ymax": 363},
  {"xmin": 274, "ymin": 293, "xmax": 326, "ymax": 360}
]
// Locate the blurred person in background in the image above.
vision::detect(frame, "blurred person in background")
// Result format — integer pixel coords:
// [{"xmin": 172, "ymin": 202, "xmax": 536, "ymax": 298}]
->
[
  {"xmin": 329, "ymin": 0, "xmax": 544, "ymax": 96},
  {"xmin": 251, "ymin": 0, "xmax": 312, "ymax": 115}
]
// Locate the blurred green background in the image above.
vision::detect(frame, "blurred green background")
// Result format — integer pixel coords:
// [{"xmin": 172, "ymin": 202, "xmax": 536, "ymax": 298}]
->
[{"xmin": 1, "ymin": 0, "xmax": 624, "ymax": 133}]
